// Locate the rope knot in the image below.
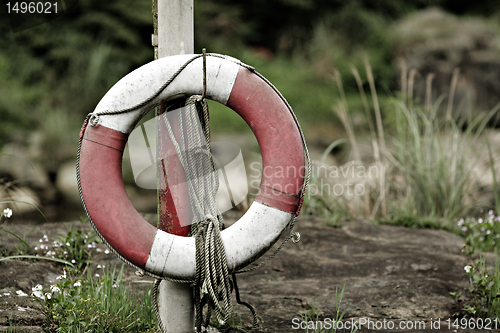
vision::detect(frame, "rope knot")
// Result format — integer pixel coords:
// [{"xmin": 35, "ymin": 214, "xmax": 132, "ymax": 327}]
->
[{"xmin": 88, "ymin": 113, "xmax": 100, "ymax": 127}]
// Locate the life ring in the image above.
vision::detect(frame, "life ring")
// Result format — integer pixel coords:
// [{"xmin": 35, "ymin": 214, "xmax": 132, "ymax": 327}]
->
[{"xmin": 77, "ymin": 54, "xmax": 307, "ymax": 280}]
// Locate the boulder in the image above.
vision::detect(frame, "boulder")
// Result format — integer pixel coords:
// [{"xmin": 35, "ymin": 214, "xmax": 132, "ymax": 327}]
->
[{"xmin": 393, "ymin": 8, "xmax": 500, "ymax": 119}]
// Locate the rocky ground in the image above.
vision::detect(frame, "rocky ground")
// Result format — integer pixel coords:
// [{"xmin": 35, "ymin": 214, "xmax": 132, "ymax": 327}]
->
[{"xmin": 0, "ymin": 214, "xmax": 483, "ymax": 332}]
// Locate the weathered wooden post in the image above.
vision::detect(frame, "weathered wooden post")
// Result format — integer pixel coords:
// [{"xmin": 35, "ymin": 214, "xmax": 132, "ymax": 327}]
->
[{"xmin": 153, "ymin": 0, "xmax": 195, "ymax": 331}]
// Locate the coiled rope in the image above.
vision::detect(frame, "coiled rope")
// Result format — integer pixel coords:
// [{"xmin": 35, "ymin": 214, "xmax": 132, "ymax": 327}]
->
[{"xmin": 159, "ymin": 96, "xmax": 232, "ymax": 330}]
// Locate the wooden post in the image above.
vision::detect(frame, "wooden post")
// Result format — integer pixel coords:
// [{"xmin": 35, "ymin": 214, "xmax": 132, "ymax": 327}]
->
[{"xmin": 153, "ymin": 0, "xmax": 195, "ymax": 332}]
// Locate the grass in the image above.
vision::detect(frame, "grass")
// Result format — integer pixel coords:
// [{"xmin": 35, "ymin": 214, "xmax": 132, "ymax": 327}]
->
[
  {"xmin": 451, "ymin": 253, "xmax": 500, "ymax": 319},
  {"xmin": 297, "ymin": 285, "xmax": 357, "ymax": 333},
  {"xmin": 301, "ymin": 57, "xmax": 498, "ymax": 228},
  {"xmin": 33, "ymin": 264, "xmax": 157, "ymax": 333}
]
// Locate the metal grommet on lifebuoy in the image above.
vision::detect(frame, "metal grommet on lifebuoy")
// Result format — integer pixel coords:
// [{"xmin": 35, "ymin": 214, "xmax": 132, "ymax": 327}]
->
[{"xmin": 77, "ymin": 54, "xmax": 308, "ymax": 280}]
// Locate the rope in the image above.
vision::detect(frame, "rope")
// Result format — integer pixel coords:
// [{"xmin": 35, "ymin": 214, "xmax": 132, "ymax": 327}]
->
[{"xmin": 160, "ymin": 96, "xmax": 233, "ymax": 331}]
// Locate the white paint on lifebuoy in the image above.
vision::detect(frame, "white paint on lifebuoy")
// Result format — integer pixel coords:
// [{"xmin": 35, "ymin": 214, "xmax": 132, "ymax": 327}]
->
[
  {"xmin": 94, "ymin": 55, "xmax": 240, "ymax": 134},
  {"xmin": 145, "ymin": 202, "xmax": 291, "ymax": 279}
]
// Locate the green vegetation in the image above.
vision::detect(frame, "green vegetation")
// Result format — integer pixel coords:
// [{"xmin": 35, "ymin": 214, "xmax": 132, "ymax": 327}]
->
[
  {"xmin": 298, "ymin": 285, "xmax": 356, "ymax": 333},
  {"xmin": 451, "ymin": 254, "xmax": 500, "ymax": 319},
  {"xmin": 32, "ymin": 264, "xmax": 157, "ymax": 333}
]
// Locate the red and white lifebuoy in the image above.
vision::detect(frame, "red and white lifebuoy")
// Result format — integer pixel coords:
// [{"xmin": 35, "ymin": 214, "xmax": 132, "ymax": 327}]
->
[{"xmin": 77, "ymin": 54, "xmax": 307, "ymax": 280}]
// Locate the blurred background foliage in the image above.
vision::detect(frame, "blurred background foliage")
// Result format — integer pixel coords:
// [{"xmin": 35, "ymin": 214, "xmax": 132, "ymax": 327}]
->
[
  {"xmin": 1, "ymin": 0, "xmax": 500, "ymax": 220},
  {"xmin": 1, "ymin": 0, "xmax": 500, "ymax": 148}
]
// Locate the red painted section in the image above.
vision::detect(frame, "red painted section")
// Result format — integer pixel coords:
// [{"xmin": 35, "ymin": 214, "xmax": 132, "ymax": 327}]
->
[
  {"xmin": 157, "ymin": 104, "xmax": 193, "ymax": 236},
  {"xmin": 227, "ymin": 67, "xmax": 305, "ymax": 214},
  {"xmin": 79, "ymin": 124, "xmax": 156, "ymax": 268}
]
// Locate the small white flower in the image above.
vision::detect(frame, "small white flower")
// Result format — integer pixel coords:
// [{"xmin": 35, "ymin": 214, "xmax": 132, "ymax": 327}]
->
[
  {"xmin": 95, "ymin": 273, "xmax": 100, "ymax": 277},
  {"xmin": 65, "ymin": 242, "xmax": 70, "ymax": 246},
  {"xmin": 32, "ymin": 291, "xmax": 44, "ymax": 299},
  {"xmin": 32, "ymin": 284, "xmax": 43, "ymax": 292},
  {"xmin": 2, "ymin": 208, "xmax": 12, "ymax": 218},
  {"xmin": 73, "ymin": 281, "xmax": 81, "ymax": 287},
  {"xmin": 50, "ymin": 285, "xmax": 60, "ymax": 293},
  {"xmin": 96, "ymin": 264, "xmax": 102, "ymax": 269},
  {"xmin": 46, "ymin": 292, "xmax": 51, "ymax": 300},
  {"xmin": 71, "ymin": 259, "xmax": 76, "ymax": 264},
  {"xmin": 96, "ymin": 248, "xmax": 102, "ymax": 253},
  {"xmin": 464, "ymin": 265, "xmax": 473, "ymax": 273},
  {"xmin": 104, "ymin": 249, "xmax": 110, "ymax": 254}
]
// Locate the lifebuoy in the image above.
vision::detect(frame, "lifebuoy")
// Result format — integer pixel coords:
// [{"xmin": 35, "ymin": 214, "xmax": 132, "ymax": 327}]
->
[{"xmin": 77, "ymin": 54, "xmax": 307, "ymax": 280}]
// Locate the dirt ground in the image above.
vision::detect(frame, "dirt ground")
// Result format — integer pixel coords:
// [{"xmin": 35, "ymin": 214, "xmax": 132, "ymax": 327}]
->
[{"xmin": 0, "ymin": 214, "xmax": 482, "ymax": 332}]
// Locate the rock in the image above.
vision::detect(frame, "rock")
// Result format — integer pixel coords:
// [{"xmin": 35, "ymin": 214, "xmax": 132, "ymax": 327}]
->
[
  {"xmin": 0, "ymin": 217, "xmax": 478, "ymax": 332},
  {"xmin": 55, "ymin": 160, "xmax": 80, "ymax": 205},
  {"xmin": 393, "ymin": 8, "xmax": 500, "ymax": 118}
]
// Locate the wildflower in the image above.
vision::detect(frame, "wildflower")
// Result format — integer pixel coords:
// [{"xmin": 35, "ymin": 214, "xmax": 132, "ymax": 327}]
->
[
  {"xmin": 73, "ymin": 281, "xmax": 81, "ymax": 287},
  {"xmin": 50, "ymin": 285, "xmax": 61, "ymax": 293},
  {"xmin": 95, "ymin": 273, "xmax": 100, "ymax": 277},
  {"xmin": 65, "ymin": 242, "xmax": 70, "ymax": 246},
  {"xmin": 32, "ymin": 291, "xmax": 45, "ymax": 299},
  {"xmin": 32, "ymin": 285, "xmax": 43, "ymax": 292},
  {"xmin": 71, "ymin": 259, "xmax": 76, "ymax": 264},
  {"xmin": 104, "ymin": 249, "xmax": 110, "ymax": 254},
  {"xmin": 2, "ymin": 208, "xmax": 12, "ymax": 218},
  {"xmin": 46, "ymin": 292, "xmax": 51, "ymax": 300},
  {"xmin": 56, "ymin": 270, "xmax": 67, "ymax": 280},
  {"xmin": 97, "ymin": 264, "xmax": 102, "ymax": 269},
  {"xmin": 96, "ymin": 248, "xmax": 102, "ymax": 252},
  {"xmin": 464, "ymin": 265, "xmax": 473, "ymax": 273}
]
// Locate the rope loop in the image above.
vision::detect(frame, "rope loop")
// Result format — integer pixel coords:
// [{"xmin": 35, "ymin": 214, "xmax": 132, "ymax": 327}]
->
[
  {"xmin": 291, "ymin": 230, "xmax": 301, "ymax": 244},
  {"xmin": 88, "ymin": 113, "xmax": 99, "ymax": 127}
]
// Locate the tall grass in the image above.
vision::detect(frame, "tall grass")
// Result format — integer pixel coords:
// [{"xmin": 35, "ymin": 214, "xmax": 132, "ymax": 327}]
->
[{"xmin": 305, "ymin": 58, "xmax": 498, "ymax": 226}]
